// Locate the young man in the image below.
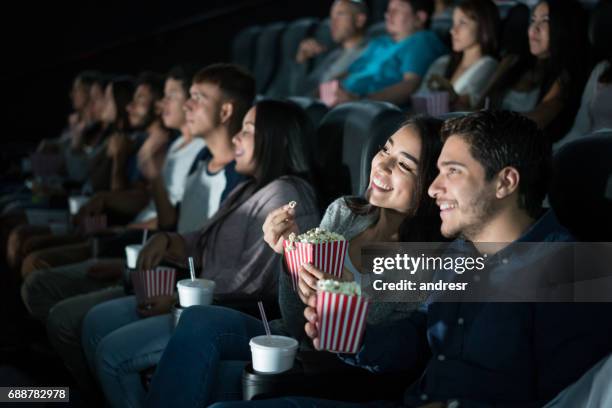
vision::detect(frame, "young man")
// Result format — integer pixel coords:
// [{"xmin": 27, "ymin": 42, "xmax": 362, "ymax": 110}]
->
[
  {"xmin": 291, "ymin": 0, "xmax": 369, "ymax": 96},
  {"xmin": 335, "ymin": 0, "xmax": 447, "ymax": 106},
  {"xmin": 214, "ymin": 111, "xmax": 612, "ymax": 408},
  {"xmin": 20, "ymin": 64, "xmax": 255, "ymax": 401}
]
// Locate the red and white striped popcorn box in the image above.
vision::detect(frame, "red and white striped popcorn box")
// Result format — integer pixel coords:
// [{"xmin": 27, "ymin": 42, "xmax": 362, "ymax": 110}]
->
[
  {"xmin": 283, "ymin": 239, "xmax": 348, "ymax": 291},
  {"xmin": 316, "ymin": 289, "xmax": 369, "ymax": 354},
  {"xmin": 411, "ymin": 91, "xmax": 449, "ymax": 116},
  {"xmin": 131, "ymin": 266, "xmax": 177, "ymax": 304},
  {"xmin": 82, "ymin": 214, "xmax": 107, "ymax": 235}
]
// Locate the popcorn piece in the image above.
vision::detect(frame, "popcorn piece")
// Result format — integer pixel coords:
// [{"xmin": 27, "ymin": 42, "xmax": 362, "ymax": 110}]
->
[
  {"xmin": 317, "ymin": 279, "xmax": 361, "ymax": 296},
  {"xmin": 288, "ymin": 201, "xmax": 297, "ymax": 209}
]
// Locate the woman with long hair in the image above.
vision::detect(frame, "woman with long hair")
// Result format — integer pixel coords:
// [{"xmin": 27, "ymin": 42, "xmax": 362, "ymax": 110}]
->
[
  {"xmin": 79, "ymin": 99, "xmax": 321, "ymax": 408},
  {"xmin": 418, "ymin": 0, "xmax": 500, "ymax": 110},
  {"xmin": 145, "ymin": 115, "xmax": 445, "ymax": 407},
  {"xmin": 483, "ymin": 0, "xmax": 589, "ymax": 141}
]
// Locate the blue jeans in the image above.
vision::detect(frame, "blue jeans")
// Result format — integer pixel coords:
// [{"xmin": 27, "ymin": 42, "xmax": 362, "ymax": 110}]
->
[
  {"xmin": 81, "ymin": 295, "xmax": 173, "ymax": 408},
  {"xmin": 145, "ymin": 305, "xmax": 267, "ymax": 407}
]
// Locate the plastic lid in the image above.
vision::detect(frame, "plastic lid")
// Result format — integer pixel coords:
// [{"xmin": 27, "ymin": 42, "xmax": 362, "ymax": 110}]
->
[{"xmin": 250, "ymin": 335, "xmax": 298, "ymax": 351}]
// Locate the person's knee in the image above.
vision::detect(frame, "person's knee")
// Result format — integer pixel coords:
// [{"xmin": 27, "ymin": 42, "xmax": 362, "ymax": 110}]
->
[
  {"xmin": 47, "ymin": 299, "xmax": 81, "ymax": 346},
  {"xmin": 21, "ymin": 269, "xmax": 52, "ymax": 321},
  {"xmin": 21, "ymin": 250, "xmax": 49, "ymax": 278}
]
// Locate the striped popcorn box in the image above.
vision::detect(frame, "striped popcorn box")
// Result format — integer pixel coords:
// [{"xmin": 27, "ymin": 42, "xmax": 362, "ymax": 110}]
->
[
  {"xmin": 283, "ymin": 239, "xmax": 348, "ymax": 291},
  {"xmin": 131, "ymin": 266, "xmax": 177, "ymax": 304},
  {"xmin": 316, "ymin": 280, "xmax": 369, "ymax": 354},
  {"xmin": 83, "ymin": 214, "xmax": 107, "ymax": 235}
]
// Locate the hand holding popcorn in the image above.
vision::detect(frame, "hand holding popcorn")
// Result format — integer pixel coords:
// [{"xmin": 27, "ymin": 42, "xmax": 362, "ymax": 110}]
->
[{"xmin": 263, "ymin": 201, "xmax": 299, "ymax": 254}]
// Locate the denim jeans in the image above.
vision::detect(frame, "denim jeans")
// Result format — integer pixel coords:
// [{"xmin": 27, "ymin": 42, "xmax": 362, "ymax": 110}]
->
[
  {"xmin": 81, "ymin": 295, "xmax": 173, "ymax": 408},
  {"xmin": 145, "ymin": 305, "xmax": 267, "ymax": 408}
]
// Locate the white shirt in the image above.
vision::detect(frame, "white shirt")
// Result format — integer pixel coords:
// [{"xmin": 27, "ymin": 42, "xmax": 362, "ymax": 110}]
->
[
  {"xmin": 177, "ymin": 159, "xmax": 227, "ymax": 234},
  {"xmin": 132, "ymin": 135, "xmax": 205, "ymax": 223}
]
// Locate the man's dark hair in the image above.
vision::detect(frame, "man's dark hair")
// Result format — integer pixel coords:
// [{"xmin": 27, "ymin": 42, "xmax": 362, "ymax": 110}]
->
[
  {"xmin": 75, "ymin": 70, "xmax": 103, "ymax": 89},
  {"xmin": 167, "ymin": 65, "xmax": 197, "ymax": 95},
  {"xmin": 136, "ymin": 71, "xmax": 165, "ymax": 102},
  {"xmin": 402, "ymin": 0, "xmax": 435, "ymax": 28},
  {"xmin": 441, "ymin": 110, "xmax": 551, "ymax": 218},
  {"xmin": 192, "ymin": 63, "xmax": 256, "ymax": 136}
]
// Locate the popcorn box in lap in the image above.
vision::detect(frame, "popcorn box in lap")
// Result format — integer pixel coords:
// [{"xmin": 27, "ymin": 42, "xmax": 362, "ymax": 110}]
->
[
  {"xmin": 131, "ymin": 266, "xmax": 177, "ymax": 304},
  {"xmin": 316, "ymin": 280, "xmax": 369, "ymax": 354},
  {"xmin": 283, "ymin": 228, "xmax": 348, "ymax": 291}
]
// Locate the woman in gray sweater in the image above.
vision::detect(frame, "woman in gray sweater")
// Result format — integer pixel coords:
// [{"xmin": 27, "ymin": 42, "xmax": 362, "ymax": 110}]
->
[{"xmin": 145, "ymin": 115, "xmax": 445, "ymax": 407}]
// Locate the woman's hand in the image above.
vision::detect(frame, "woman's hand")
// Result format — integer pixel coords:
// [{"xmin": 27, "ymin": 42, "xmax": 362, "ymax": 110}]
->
[
  {"xmin": 136, "ymin": 295, "xmax": 176, "ymax": 317},
  {"xmin": 303, "ymin": 295, "xmax": 321, "ymax": 350},
  {"xmin": 136, "ymin": 233, "xmax": 170, "ymax": 271},
  {"xmin": 262, "ymin": 203, "xmax": 299, "ymax": 254},
  {"xmin": 296, "ymin": 263, "xmax": 338, "ymax": 304}
]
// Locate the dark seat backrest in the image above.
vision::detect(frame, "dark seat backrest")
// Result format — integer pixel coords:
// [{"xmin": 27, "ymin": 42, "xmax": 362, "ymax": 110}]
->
[
  {"xmin": 588, "ymin": 0, "xmax": 612, "ymax": 62},
  {"xmin": 231, "ymin": 26, "xmax": 262, "ymax": 72},
  {"xmin": 266, "ymin": 18, "xmax": 318, "ymax": 98},
  {"xmin": 253, "ymin": 22, "xmax": 286, "ymax": 94},
  {"xmin": 317, "ymin": 101, "xmax": 404, "ymax": 199},
  {"xmin": 370, "ymin": 0, "xmax": 389, "ymax": 23},
  {"xmin": 287, "ymin": 96, "xmax": 329, "ymax": 127},
  {"xmin": 549, "ymin": 131, "xmax": 612, "ymax": 241}
]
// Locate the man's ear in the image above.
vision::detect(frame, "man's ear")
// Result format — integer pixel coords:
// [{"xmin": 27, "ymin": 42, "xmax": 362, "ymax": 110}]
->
[
  {"xmin": 220, "ymin": 102, "xmax": 234, "ymax": 125},
  {"xmin": 415, "ymin": 10, "xmax": 429, "ymax": 29},
  {"xmin": 495, "ymin": 167, "xmax": 520, "ymax": 199}
]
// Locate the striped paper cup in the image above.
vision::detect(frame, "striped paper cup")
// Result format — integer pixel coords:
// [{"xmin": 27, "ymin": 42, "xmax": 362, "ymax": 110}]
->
[
  {"xmin": 283, "ymin": 240, "xmax": 348, "ymax": 291},
  {"xmin": 316, "ymin": 289, "xmax": 369, "ymax": 353},
  {"xmin": 131, "ymin": 266, "xmax": 177, "ymax": 304}
]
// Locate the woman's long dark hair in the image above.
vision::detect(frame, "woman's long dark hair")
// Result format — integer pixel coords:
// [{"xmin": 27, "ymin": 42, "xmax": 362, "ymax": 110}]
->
[
  {"xmin": 197, "ymin": 99, "xmax": 318, "ymax": 249},
  {"xmin": 444, "ymin": 0, "xmax": 500, "ymax": 80},
  {"xmin": 487, "ymin": 0, "xmax": 589, "ymax": 138},
  {"xmin": 346, "ymin": 115, "xmax": 445, "ymax": 243}
]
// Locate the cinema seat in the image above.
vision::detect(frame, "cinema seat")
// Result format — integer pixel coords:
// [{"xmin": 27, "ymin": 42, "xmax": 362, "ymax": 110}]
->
[
  {"xmin": 287, "ymin": 96, "xmax": 329, "ymax": 127},
  {"xmin": 549, "ymin": 131, "xmax": 612, "ymax": 241},
  {"xmin": 232, "ymin": 25, "xmax": 262, "ymax": 72},
  {"xmin": 253, "ymin": 22, "xmax": 286, "ymax": 94},
  {"xmin": 267, "ymin": 18, "xmax": 318, "ymax": 97}
]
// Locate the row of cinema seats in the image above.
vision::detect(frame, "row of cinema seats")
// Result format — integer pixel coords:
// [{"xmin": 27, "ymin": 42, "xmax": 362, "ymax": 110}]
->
[
  {"xmin": 231, "ymin": 2, "xmax": 539, "ymax": 98},
  {"xmin": 283, "ymin": 96, "xmax": 612, "ymax": 244}
]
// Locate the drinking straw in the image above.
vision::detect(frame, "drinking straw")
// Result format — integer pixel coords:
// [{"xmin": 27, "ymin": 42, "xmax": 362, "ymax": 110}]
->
[
  {"xmin": 142, "ymin": 229, "xmax": 148, "ymax": 245},
  {"xmin": 188, "ymin": 257, "xmax": 196, "ymax": 281},
  {"xmin": 258, "ymin": 301, "xmax": 272, "ymax": 337}
]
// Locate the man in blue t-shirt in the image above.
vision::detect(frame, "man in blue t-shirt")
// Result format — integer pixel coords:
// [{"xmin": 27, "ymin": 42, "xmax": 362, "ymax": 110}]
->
[{"xmin": 337, "ymin": 0, "xmax": 447, "ymax": 106}]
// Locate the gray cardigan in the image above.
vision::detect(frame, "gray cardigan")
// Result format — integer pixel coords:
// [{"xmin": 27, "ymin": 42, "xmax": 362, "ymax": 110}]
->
[{"xmin": 271, "ymin": 197, "xmax": 422, "ymax": 343}]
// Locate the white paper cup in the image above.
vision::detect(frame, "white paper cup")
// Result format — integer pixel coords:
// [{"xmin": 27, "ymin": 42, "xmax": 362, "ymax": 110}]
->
[
  {"xmin": 125, "ymin": 244, "xmax": 143, "ymax": 269},
  {"xmin": 250, "ymin": 335, "xmax": 298, "ymax": 374},
  {"xmin": 177, "ymin": 278, "xmax": 215, "ymax": 307},
  {"xmin": 69, "ymin": 196, "xmax": 90, "ymax": 215}
]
